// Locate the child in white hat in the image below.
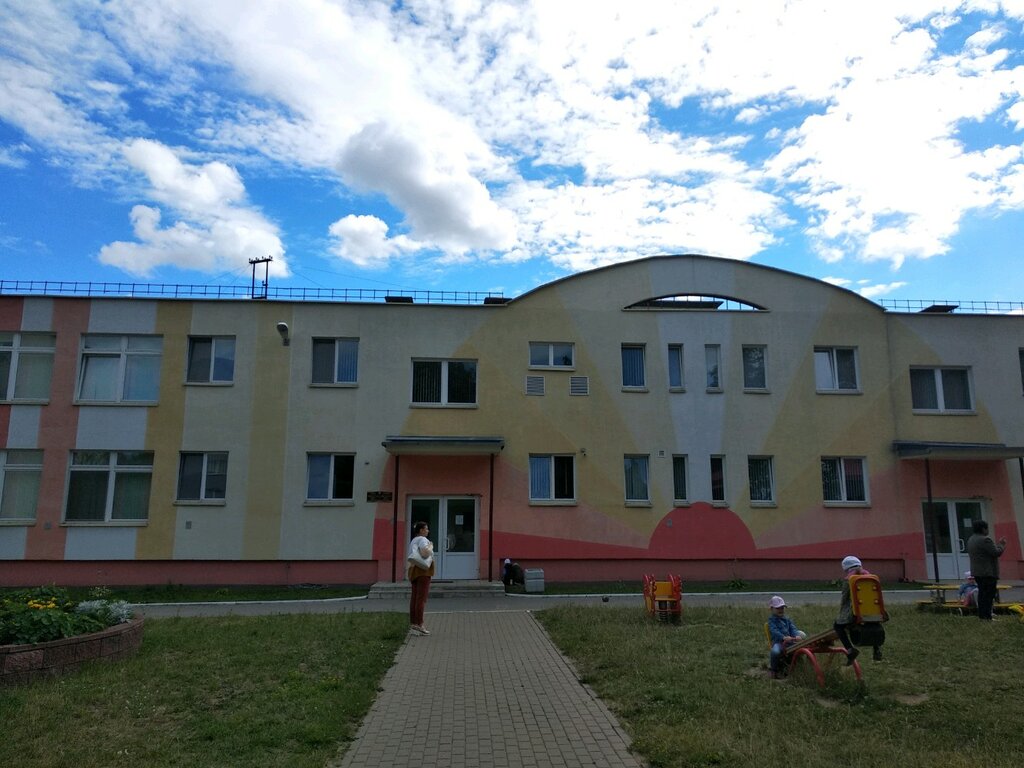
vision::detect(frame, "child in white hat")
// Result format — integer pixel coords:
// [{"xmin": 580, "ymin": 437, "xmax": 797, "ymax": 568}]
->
[
  {"xmin": 833, "ymin": 555, "xmax": 881, "ymax": 662},
  {"xmin": 959, "ymin": 570, "xmax": 978, "ymax": 607},
  {"xmin": 767, "ymin": 595, "xmax": 805, "ymax": 678}
]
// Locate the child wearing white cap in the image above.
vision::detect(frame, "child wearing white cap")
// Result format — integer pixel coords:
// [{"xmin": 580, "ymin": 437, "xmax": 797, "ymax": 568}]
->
[
  {"xmin": 833, "ymin": 555, "xmax": 881, "ymax": 663},
  {"xmin": 958, "ymin": 570, "xmax": 978, "ymax": 607},
  {"xmin": 767, "ymin": 595, "xmax": 805, "ymax": 678}
]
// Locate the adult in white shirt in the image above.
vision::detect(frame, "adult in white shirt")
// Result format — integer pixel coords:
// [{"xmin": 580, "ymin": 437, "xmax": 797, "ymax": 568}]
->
[{"xmin": 407, "ymin": 521, "xmax": 435, "ymax": 635}]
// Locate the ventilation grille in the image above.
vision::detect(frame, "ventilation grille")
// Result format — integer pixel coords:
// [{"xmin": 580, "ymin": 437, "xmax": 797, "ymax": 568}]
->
[
  {"xmin": 569, "ymin": 376, "xmax": 589, "ymax": 396},
  {"xmin": 525, "ymin": 375, "xmax": 545, "ymax": 396}
]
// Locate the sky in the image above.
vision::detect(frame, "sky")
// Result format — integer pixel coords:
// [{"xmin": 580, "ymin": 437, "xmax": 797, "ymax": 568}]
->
[{"xmin": 2, "ymin": 0, "xmax": 1024, "ymax": 304}]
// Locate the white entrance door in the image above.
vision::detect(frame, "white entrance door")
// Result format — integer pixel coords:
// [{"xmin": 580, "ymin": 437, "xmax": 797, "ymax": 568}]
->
[
  {"xmin": 409, "ymin": 496, "xmax": 479, "ymax": 580},
  {"xmin": 922, "ymin": 500, "xmax": 983, "ymax": 580}
]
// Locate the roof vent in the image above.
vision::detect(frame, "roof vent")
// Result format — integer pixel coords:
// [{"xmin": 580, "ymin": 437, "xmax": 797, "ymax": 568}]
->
[
  {"xmin": 483, "ymin": 296, "xmax": 509, "ymax": 305},
  {"xmin": 384, "ymin": 295, "xmax": 414, "ymax": 304},
  {"xmin": 920, "ymin": 304, "xmax": 958, "ymax": 314}
]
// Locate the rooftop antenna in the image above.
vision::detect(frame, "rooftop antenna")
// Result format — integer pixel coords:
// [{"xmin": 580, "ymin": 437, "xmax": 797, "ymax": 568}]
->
[{"xmin": 249, "ymin": 256, "xmax": 273, "ymax": 299}]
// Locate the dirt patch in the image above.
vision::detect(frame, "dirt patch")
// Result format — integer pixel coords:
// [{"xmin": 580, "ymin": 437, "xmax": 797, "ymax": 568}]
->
[
  {"xmin": 895, "ymin": 693, "xmax": 930, "ymax": 706},
  {"xmin": 815, "ymin": 697, "xmax": 840, "ymax": 708}
]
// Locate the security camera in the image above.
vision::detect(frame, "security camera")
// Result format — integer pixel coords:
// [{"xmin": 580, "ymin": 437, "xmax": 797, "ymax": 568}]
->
[{"xmin": 276, "ymin": 322, "xmax": 290, "ymax": 345}]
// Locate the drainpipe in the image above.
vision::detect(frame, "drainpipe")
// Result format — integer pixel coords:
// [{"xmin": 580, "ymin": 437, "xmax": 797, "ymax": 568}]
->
[
  {"xmin": 488, "ymin": 453, "xmax": 495, "ymax": 582},
  {"xmin": 391, "ymin": 455, "xmax": 401, "ymax": 583}
]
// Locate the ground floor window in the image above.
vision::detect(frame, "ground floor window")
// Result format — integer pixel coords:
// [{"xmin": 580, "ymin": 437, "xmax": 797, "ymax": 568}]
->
[
  {"xmin": 65, "ymin": 450, "xmax": 153, "ymax": 522},
  {"xmin": 529, "ymin": 454, "xmax": 575, "ymax": 502},
  {"xmin": 306, "ymin": 453, "xmax": 355, "ymax": 501},
  {"xmin": 0, "ymin": 449, "xmax": 43, "ymax": 521},
  {"xmin": 821, "ymin": 457, "xmax": 867, "ymax": 503},
  {"xmin": 177, "ymin": 452, "xmax": 228, "ymax": 501}
]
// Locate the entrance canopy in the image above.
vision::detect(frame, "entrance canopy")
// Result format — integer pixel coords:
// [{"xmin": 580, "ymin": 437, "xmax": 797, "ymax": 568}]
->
[
  {"xmin": 893, "ymin": 440, "xmax": 1024, "ymax": 460},
  {"xmin": 382, "ymin": 435, "xmax": 505, "ymax": 455}
]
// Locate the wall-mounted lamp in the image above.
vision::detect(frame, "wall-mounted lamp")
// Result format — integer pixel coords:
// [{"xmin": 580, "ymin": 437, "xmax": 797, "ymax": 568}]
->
[
  {"xmin": 580, "ymin": 447, "xmax": 587, "ymax": 457},
  {"xmin": 276, "ymin": 321, "xmax": 290, "ymax": 346}
]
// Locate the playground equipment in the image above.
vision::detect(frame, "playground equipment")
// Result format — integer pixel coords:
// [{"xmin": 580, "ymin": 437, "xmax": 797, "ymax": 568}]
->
[
  {"xmin": 769, "ymin": 574, "xmax": 886, "ymax": 687},
  {"xmin": 642, "ymin": 574, "xmax": 682, "ymax": 623}
]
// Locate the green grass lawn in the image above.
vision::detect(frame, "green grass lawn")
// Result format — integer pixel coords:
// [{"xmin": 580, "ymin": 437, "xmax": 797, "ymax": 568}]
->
[
  {"xmin": 0, "ymin": 612, "xmax": 407, "ymax": 768},
  {"xmin": 0, "ymin": 584, "xmax": 370, "ymax": 604},
  {"xmin": 537, "ymin": 604, "xmax": 1023, "ymax": 768}
]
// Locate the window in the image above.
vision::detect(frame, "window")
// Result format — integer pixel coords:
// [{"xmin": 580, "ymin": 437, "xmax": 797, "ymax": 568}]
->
[
  {"xmin": 312, "ymin": 338, "xmax": 359, "ymax": 384},
  {"xmin": 1019, "ymin": 349, "xmax": 1024, "ymax": 395},
  {"xmin": 748, "ymin": 456, "xmax": 775, "ymax": 504},
  {"xmin": 710, "ymin": 455, "xmax": 726, "ymax": 502},
  {"xmin": 77, "ymin": 334, "xmax": 162, "ymax": 403},
  {"xmin": 821, "ymin": 457, "xmax": 867, "ymax": 503},
  {"xmin": 815, "ymin": 347, "xmax": 858, "ymax": 391},
  {"xmin": 0, "ymin": 449, "xmax": 43, "ymax": 521},
  {"xmin": 668, "ymin": 344, "xmax": 684, "ymax": 389},
  {"xmin": 705, "ymin": 345, "xmax": 721, "ymax": 389},
  {"xmin": 672, "ymin": 455, "xmax": 688, "ymax": 502},
  {"xmin": 411, "ymin": 359, "xmax": 477, "ymax": 405},
  {"xmin": 186, "ymin": 336, "xmax": 235, "ymax": 384},
  {"xmin": 306, "ymin": 453, "xmax": 355, "ymax": 501},
  {"xmin": 529, "ymin": 455, "xmax": 575, "ymax": 502},
  {"xmin": 742, "ymin": 345, "xmax": 767, "ymax": 390},
  {"xmin": 621, "ymin": 345, "xmax": 646, "ymax": 388},
  {"xmin": 65, "ymin": 450, "xmax": 153, "ymax": 522},
  {"xmin": 176, "ymin": 452, "xmax": 228, "ymax": 501},
  {"xmin": 0, "ymin": 332, "xmax": 55, "ymax": 401},
  {"xmin": 910, "ymin": 367, "xmax": 972, "ymax": 412},
  {"xmin": 529, "ymin": 342, "xmax": 574, "ymax": 368},
  {"xmin": 624, "ymin": 455, "xmax": 650, "ymax": 503}
]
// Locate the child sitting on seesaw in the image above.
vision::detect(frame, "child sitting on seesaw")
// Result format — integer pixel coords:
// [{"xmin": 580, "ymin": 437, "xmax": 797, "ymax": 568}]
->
[
  {"xmin": 767, "ymin": 595, "xmax": 806, "ymax": 678},
  {"xmin": 959, "ymin": 570, "xmax": 978, "ymax": 607}
]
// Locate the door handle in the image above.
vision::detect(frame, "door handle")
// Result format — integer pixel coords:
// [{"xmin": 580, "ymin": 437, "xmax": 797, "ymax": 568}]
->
[{"xmin": 957, "ymin": 538, "xmax": 966, "ymax": 553}]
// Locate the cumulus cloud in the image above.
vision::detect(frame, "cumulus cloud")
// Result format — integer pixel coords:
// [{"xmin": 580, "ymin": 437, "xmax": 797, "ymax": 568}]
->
[
  {"xmin": 858, "ymin": 281, "xmax": 908, "ymax": 299},
  {"xmin": 99, "ymin": 139, "xmax": 286, "ymax": 277},
  {"xmin": 327, "ymin": 214, "xmax": 419, "ymax": 268}
]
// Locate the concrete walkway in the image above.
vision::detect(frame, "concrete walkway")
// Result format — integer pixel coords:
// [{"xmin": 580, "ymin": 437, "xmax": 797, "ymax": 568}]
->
[{"xmin": 328, "ymin": 611, "xmax": 645, "ymax": 768}]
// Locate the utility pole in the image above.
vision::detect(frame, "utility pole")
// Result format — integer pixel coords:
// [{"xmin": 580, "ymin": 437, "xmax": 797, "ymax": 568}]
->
[{"xmin": 249, "ymin": 256, "xmax": 273, "ymax": 299}]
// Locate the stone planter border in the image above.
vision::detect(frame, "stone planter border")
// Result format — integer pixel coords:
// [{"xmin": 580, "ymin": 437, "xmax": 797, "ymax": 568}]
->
[{"xmin": 1, "ymin": 616, "xmax": 144, "ymax": 686}]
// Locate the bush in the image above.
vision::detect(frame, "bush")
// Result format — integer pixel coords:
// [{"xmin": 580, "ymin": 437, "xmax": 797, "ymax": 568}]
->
[{"xmin": 0, "ymin": 586, "xmax": 128, "ymax": 646}]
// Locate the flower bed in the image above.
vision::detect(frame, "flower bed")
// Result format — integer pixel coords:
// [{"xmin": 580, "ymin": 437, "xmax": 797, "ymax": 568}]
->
[{"xmin": 1, "ymin": 587, "xmax": 144, "ymax": 686}]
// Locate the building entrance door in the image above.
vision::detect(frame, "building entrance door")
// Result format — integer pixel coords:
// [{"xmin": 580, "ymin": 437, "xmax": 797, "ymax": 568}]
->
[
  {"xmin": 922, "ymin": 500, "xmax": 983, "ymax": 580},
  {"xmin": 409, "ymin": 496, "xmax": 479, "ymax": 580}
]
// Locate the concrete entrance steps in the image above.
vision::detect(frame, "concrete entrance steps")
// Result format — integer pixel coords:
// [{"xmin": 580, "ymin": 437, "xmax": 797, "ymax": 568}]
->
[{"xmin": 368, "ymin": 579, "xmax": 507, "ymax": 599}]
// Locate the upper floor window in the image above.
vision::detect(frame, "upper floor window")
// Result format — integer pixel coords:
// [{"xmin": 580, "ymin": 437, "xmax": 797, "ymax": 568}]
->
[
  {"xmin": 412, "ymin": 359, "xmax": 477, "ymax": 406},
  {"xmin": 1019, "ymin": 349, "xmax": 1024, "ymax": 395},
  {"xmin": 815, "ymin": 347, "xmax": 859, "ymax": 391},
  {"xmin": 65, "ymin": 450, "xmax": 153, "ymax": 523},
  {"xmin": 710, "ymin": 455, "xmax": 726, "ymax": 502},
  {"xmin": 742, "ymin": 345, "xmax": 767, "ymax": 390},
  {"xmin": 529, "ymin": 342, "xmax": 574, "ymax": 368},
  {"xmin": 821, "ymin": 457, "xmax": 868, "ymax": 503},
  {"xmin": 529, "ymin": 454, "xmax": 575, "ymax": 502},
  {"xmin": 668, "ymin": 344, "xmax": 684, "ymax": 389},
  {"xmin": 0, "ymin": 449, "xmax": 43, "ymax": 522},
  {"xmin": 624, "ymin": 454, "xmax": 650, "ymax": 503},
  {"xmin": 312, "ymin": 338, "xmax": 359, "ymax": 385},
  {"xmin": 672, "ymin": 454, "xmax": 688, "ymax": 503},
  {"xmin": 0, "ymin": 332, "xmax": 55, "ymax": 401},
  {"xmin": 77, "ymin": 334, "xmax": 162, "ymax": 403},
  {"xmin": 748, "ymin": 456, "xmax": 775, "ymax": 504},
  {"xmin": 177, "ymin": 452, "xmax": 228, "ymax": 502},
  {"xmin": 621, "ymin": 345, "xmax": 646, "ymax": 388},
  {"xmin": 306, "ymin": 453, "xmax": 355, "ymax": 502},
  {"xmin": 705, "ymin": 345, "xmax": 721, "ymax": 390},
  {"xmin": 910, "ymin": 367, "xmax": 973, "ymax": 412},
  {"xmin": 186, "ymin": 336, "xmax": 235, "ymax": 384}
]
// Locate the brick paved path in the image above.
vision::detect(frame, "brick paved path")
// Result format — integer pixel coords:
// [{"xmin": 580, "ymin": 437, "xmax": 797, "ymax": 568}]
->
[{"xmin": 330, "ymin": 611, "xmax": 646, "ymax": 767}]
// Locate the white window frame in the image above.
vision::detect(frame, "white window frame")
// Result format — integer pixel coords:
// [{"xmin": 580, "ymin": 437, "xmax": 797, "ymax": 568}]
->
[
  {"xmin": 814, "ymin": 346, "xmax": 859, "ymax": 392},
  {"xmin": 312, "ymin": 337, "xmax": 359, "ymax": 385},
  {"xmin": 186, "ymin": 336, "xmax": 236, "ymax": 384},
  {"xmin": 1019, "ymin": 348, "xmax": 1024, "ymax": 396},
  {"xmin": 621, "ymin": 344, "xmax": 647, "ymax": 389},
  {"xmin": 821, "ymin": 456, "xmax": 869, "ymax": 505},
  {"xmin": 0, "ymin": 449, "xmax": 43, "ymax": 523},
  {"xmin": 742, "ymin": 345, "xmax": 768, "ymax": 391},
  {"xmin": 705, "ymin": 344, "xmax": 722, "ymax": 391},
  {"xmin": 710, "ymin": 455, "xmax": 726, "ymax": 503},
  {"xmin": 411, "ymin": 358, "xmax": 477, "ymax": 407},
  {"xmin": 0, "ymin": 331, "xmax": 56, "ymax": 402},
  {"xmin": 668, "ymin": 344, "xmax": 684, "ymax": 390},
  {"xmin": 747, "ymin": 455, "xmax": 775, "ymax": 505},
  {"xmin": 671, "ymin": 454, "xmax": 688, "ymax": 504},
  {"xmin": 624, "ymin": 454, "xmax": 650, "ymax": 505},
  {"xmin": 529, "ymin": 342, "xmax": 574, "ymax": 369},
  {"xmin": 76, "ymin": 334, "xmax": 163, "ymax": 404},
  {"xmin": 305, "ymin": 453, "xmax": 355, "ymax": 504},
  {"xmin": 909, "ymin": 366, "xmax": 974, "ymax": 413},
  {"xmin": 528, "ymin": 454, "xmax": 576, "ymax": 504},
  {"xmin": 176, "ymin": 451, "xmax": 228, "ymax": 503},
  {"xmin": 64, "ymin": 450, "xmax": 153, "ymax": 524}
]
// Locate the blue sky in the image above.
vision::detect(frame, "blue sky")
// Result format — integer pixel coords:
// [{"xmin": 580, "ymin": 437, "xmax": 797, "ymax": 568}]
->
[{"xmin": 2, "ymin": 1, "xmax": 1024, "ymax": 303}]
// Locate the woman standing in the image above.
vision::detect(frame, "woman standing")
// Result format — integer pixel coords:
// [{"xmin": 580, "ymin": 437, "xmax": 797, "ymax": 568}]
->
[{"xmin": 408, "ymin": 521, "xmax": 435, "ymax": 635}]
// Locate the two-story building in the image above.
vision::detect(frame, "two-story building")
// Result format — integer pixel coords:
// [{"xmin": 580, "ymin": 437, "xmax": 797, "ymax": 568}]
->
[{"xmin": 2, "ymin": 254, "xmax": 1021, "ymax": 586}]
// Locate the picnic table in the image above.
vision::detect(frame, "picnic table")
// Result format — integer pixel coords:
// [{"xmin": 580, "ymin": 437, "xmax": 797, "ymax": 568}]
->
[{"xmin": 926, "ymin": 583, "xmax": 1011, "ymax": 605}]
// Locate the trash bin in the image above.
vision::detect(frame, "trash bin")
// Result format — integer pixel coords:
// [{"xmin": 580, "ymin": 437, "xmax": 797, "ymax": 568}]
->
[{"xmin": 524, "ymin": 568, "xmax": 545, "ymax": 593}]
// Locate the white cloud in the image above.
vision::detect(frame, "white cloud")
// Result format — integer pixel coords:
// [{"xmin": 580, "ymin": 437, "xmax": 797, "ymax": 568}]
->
[
  {"xmin": 858, "ymin": 281, "xmax": 908, "ymax": 299},
  {"xmin": 327, "ymin": 214, "xmax": 419, "ymax": 268},
  {"xmin": 0, "ymin": 142, "xmax": 31, "ymax": 167},
  {"xmin": 98, "ymin": 139, "xmax": 286, "ymax": 277}
]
